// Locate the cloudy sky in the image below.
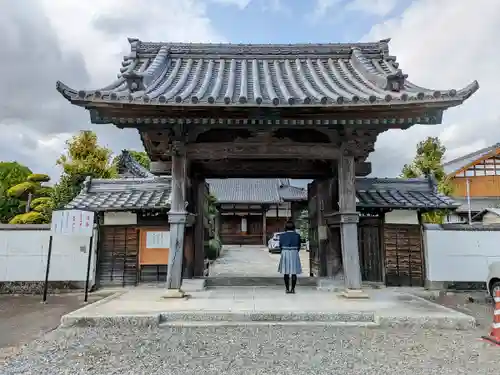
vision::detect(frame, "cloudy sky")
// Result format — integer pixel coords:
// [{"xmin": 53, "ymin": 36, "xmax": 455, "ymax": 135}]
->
[{"xmin": 0, "ymin": 0, "xmax": 498, "ymax": 182}]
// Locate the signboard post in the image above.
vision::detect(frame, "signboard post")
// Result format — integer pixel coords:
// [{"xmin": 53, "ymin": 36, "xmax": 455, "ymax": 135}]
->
[{"xmin": 43, "ymin": 209, "xmax": 95, "ymax": 303}]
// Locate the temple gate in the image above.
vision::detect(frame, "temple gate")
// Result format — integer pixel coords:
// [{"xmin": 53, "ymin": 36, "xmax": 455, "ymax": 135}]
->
[{"xmin": 57, "ymin": 38, "xmax": 477, "ymax": 296}]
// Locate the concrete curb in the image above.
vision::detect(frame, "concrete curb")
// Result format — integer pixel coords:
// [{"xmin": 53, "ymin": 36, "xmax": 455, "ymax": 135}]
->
[
  {"xmin": 57, "ymin": 310, "xmax": 476, "ymax": 330},
  {"xmin": 159, "ymin": 321, "xmax": 380, "ymax": 328},
  {"xmin": 61, "ymin": 314, "xmax": 161, "ymax": 328},
  {"xmin": 59, "ymin": 291, "xmax": 126, "ymax": 328},
  {"xmin": 160, "ymin": 311, "xmax": 376, "ymax": 323},
  {"xmin": 376, "ymin": 315, "xmax": 476, "ymax": 330}
]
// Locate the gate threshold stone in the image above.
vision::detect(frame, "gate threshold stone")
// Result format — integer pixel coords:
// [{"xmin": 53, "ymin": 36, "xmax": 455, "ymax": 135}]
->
[{"xmin": 59, "ymin": 287, "xmax": 476, "ymax": 330}]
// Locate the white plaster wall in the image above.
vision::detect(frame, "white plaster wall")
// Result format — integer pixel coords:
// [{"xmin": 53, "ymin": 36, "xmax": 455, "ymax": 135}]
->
[
  {"xmin": 103, "ymin": 212, "xmax": 137, "ymax": 225},
  {"xmin": 424, "ymin": 225, "xmax": 500, "ymax": 282},
  {"xmin": 0, "ymin": 227, "xmax": 98, "ymax": 285},
  {"xmin": 384, "ymin": 210, "xmax": 419, "ymax": 224}
]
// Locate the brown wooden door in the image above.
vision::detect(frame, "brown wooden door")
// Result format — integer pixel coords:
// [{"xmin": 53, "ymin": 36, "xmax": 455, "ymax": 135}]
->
[
  {"xmin": 358, "ymin": 217, "xmax": 383, "ymax": 282},
  {"xmin": 384, "ymin": 224, "xmax": 424, "ymax": 287},
  {"xmin": 308, "ymin": 183, "xmax": 319, "ymax": 277},
  {"xmin": 97, "ymin": 226, "xmax": 139, "ymax": 287}
]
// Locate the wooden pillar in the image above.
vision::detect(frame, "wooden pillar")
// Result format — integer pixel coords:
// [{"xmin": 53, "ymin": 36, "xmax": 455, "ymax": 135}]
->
[
  {"xmin": 192, "ymin": 178, "xmax": 205, "ymax": 277},
  {"xmin": 165, "ymin": 148, "xmax": 188, "ymax": 295},
  {"xmin": 338, "ymin": 153, "xmax": 364, "ymax": 296},
  {"xmin": 262, "ymin": 209, "xmax": 267, "ymax": 245}
]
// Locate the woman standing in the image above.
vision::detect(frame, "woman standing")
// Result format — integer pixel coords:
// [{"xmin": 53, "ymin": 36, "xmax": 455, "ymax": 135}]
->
[{"xmin": 278, "ymin": 220, "xmax": 302, "ymax": 294}]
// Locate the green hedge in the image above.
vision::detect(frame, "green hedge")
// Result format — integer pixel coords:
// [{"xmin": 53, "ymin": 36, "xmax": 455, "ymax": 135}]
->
[{"xmin": 206, "ymin": 238, "xmax": 222, "ymax": 260}]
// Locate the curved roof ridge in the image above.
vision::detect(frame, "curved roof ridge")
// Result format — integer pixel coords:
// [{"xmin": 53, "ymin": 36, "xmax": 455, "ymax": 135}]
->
[{"xmin": 129, "ymin": 37, "xmax": 392, "ymax": 56}]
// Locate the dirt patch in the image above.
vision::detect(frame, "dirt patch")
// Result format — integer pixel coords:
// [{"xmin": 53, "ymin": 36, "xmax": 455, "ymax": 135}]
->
[
  {"xmin": 424, "ymin": 292, "xmax": 494, "ymax": 329},
  {"xmin": 0, "ymin": 293, "xmax": 104, "ymax": 363}
]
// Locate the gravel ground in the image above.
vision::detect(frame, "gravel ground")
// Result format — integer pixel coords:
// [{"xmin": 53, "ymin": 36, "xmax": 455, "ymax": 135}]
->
[
  {"xmin": 0, "ymin": 294, "xmax": 103, "ymax": 364},
  {"xmin": 423, "ymin": 291, "xmax": 495, "ymax": 328},
  {"xmin": 1, "ymin": 325, "xmax": 499, "ymax": 375}
]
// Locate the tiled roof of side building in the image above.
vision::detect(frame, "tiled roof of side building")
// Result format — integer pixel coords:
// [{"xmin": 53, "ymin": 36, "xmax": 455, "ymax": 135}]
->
[
  {"xmin": 443, "ymin": 143, "xmax": 500, "ymax": 175},
  {"xmin": 66, "ymin": 176, "xmax": 172, "ymax": 211},
  {"xmin": 355, "ymin": 177, "xmax": 458, "ymax": 209},
  {"xmin": 57, "ymin": 38, "xmax": 478, "ymax": 109}
]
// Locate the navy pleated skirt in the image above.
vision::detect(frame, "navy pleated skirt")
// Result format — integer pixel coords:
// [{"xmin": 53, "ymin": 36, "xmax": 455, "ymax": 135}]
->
[{"xmin": 278, "ymin": 247, "xmax": 302, "ymax": 275}]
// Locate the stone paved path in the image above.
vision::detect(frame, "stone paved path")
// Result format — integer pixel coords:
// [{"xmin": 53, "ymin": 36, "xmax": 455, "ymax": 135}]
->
[
  {"xmin": 1, "ymin": 325, "xmax": 498, "ymax": 374},
  {"xmin": 210, "ymin": 245, "xmax": 310, "ymax": 277}
]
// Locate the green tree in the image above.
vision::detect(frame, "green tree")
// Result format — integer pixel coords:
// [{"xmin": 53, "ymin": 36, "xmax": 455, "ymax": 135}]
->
[
  {"xmin": 401, "ymin": 137, "xmax": 452, "ymax": 223},
  {"xmin": 112, "ymin": 150, "xmax": 150, "ymax": 171},
  {"xmin": 7, "ymin": 173, "xmax": 54, "ymax": 224},
  {"xmin": 297, "ymin": 208, "xmax": 309, "ymax": 240},
  {"xmin": 0, "ymin": 162, "xmax": 32, "ymax": 223},
  {"xmin": 52, "ymin": 131, "xmax": 117, "ymax": 209}
]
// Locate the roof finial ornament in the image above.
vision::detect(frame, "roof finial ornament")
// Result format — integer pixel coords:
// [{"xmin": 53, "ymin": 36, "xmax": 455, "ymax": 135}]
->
[
  {"xmin": 122, "ymin": 71, "xmax": 145, "ymax": 93},
  {"xmin": 385, "ymin": 69, "xmax": 408, "ymax": 92},
  {"xmin": 426, "ymin": 173, "xmax": 438, "ymax": 193},
  {"xmin": 82, "ymin": 176, "xmax": 92, "ymax": 193}
]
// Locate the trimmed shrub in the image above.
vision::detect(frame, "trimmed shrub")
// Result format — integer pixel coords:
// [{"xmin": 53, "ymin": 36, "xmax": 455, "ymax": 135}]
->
[
  {"xmin": 27, "ymin": 173, "xmax": 50, "ymax": 183},
  {"xmin": 9, "ymin": 211, "xmax": 47, "ymax": 224}
]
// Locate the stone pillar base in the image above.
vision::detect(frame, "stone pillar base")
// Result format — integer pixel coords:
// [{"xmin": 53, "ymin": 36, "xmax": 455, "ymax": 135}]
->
[
  {"xmin": 341, "ymin": 289, "xmax": 370, "ymax": 299},
  {"xmin": 162, "ymin": 289, "xmax": 186, "ymax": 299}
]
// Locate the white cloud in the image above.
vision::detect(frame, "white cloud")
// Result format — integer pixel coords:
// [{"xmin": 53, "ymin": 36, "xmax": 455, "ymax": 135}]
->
[
  {"xmin": 0, "ymin": 0, "xmax": 224, "ymax": 180},
  {"xmin": 365, "ymin": 0, "xmax": 500, "ymax": 176},
  {"xmin": 310, "ymin": 0, "xmax": 397, "ymax": 21},
  {"xmin": 345, "ymin": 0, "xmax": 398, "ymax": 16},
  {"xmin": 309, "ymin": 0, "xmax": 342, "ymax": 22},
  {"xmin": 210, "ymin": 0, "xmax": 252, "ymax": 9}
]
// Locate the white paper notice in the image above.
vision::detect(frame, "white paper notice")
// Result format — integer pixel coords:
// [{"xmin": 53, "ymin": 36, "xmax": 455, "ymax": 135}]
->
[
  {"xmin": 146, "ymin": 231, "xmax": 170, "ymax": 249},
  {"xmin": 51, "ymin": 209, "xmax": 94, "ymax": 237}
]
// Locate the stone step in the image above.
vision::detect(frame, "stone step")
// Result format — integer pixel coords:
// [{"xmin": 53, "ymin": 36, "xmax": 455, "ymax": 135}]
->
[
  {"xmin": 205, "ymin": 276, "xmax": 317, "ymax": 287},
  {"xmin": 159, "ymin": 311, "xmax": 376, "ymax": 324}
]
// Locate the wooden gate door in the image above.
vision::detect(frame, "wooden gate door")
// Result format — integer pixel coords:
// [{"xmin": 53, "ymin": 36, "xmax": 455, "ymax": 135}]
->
[
  {"xmin": 97, "ymin": 226, "xmax": 139, "ymax": 287},
  {"xmin": 308, "ymin": 183, "xmax": 319, "ymax": 276},
  {"xmin": 357, "ymin": 217, "xmax": 383, "ymax": 282},
  {"xmin": 384, "ymin": 224, "xmax": 424, "ymax": 287}
]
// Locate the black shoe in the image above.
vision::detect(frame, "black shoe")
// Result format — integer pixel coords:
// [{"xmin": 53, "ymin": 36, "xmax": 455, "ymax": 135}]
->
[
  {"xmin": 290, "ymin": 289, "xmax": 295, "ymax": 294},
  {"xmin": 285, "ymin": 290, "xmax": 292, "ymax": 294}
]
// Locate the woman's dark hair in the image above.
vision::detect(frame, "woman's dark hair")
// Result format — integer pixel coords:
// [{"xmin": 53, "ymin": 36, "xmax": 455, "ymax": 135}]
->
[{"xmin": 285, "ymin": 220, "xmax": 296, "ymax": 231}]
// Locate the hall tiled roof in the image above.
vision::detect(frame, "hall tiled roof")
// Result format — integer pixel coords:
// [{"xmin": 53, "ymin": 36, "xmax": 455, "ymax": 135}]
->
[
  {"xmin": 57, "ymin": 38, "xmax": 478, "ymax": 109},
  {"xmin": 207, "ymin": 179, "xmax": 283, "ymax": 203},
  {"xmin": 66, "ymin": 176, "xmax": 171, "ymax": 211}
]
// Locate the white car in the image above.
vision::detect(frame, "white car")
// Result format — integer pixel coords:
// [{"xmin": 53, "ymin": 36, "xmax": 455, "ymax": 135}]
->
[
  {"xmin": 267, "ymin": 232, "xmax": 283, "ymax": 254},
  {"xmin": 487, "ymin": 261, "xmax": 500, "ymax": 298}
]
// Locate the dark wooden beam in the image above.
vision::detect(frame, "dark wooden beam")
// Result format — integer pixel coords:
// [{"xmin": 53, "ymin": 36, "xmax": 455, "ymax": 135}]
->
[
  {"xmin": 150, "ymin": 160, "xmax": 370, "ymax": 177},
  {"xmin": 193, "ymin": 159, "xmax": 332, "ymax": 179},
  {"xmin": 355, "ymin": 162, "xmax": 371, "ymax": 177},
  {"xmin": 186, "ymin": 142, "xmax": 341, "ymax": 160},
  {"xmin": 87, "ymin": 101, "xmax": 450, "ymax": 123}
]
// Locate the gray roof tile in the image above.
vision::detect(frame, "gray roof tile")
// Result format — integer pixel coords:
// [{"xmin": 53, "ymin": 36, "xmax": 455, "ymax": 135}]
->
[
  {"xmin": 355, "ymin": 178, "xmax": 458, "ymax": 209},
  {"xmin": 279, "ymin": 185, "xmax": 307, "ymax": 201},
  {"xmin": 66, "ymin": 177, "xmax": 171, "ymax": 211},
  {"xmin": 57, "ymin": 38, "xmax": 478, "ymax": 108},
  {"xmin": 443, "ymin": 143, "xmax": 500, "ymax": 175},
  {"xmin": 207, "ymin": 179, "xmax": 283, "ymax": 203},
  {"xmin": 116, "ymin": 150, "xmax": 154, "ymax": 178}
]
